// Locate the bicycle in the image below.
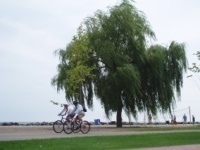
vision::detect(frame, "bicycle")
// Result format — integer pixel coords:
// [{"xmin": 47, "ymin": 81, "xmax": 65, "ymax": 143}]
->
[
  {"xmin": 79, "ymin": 120, "xmax": 91, "ymax": 134},
  {"xmin": 63, "ymin": 118, "xmax": 90, "ymax": 134},
  {"xmin": 53, "ymin": 115, "xmax": 77, "ymax": 134},
  {"xmin": 53, "ymin": 114, "xmax": 66, "ymax": 133}
]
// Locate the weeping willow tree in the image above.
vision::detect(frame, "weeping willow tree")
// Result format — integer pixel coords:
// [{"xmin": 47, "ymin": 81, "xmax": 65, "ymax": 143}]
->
[
  {"xmin": 141, "ymin": 42, "xmax": 187, "ymax": 116},
  {"xmin": 84, "ymin": 0, "xmax": 153, "ymax": 127},
  {"xmin": 52, "ymin": 0, "xmax": 188, "ymax": 127},
  {"xmin": 51, "ymin": 26, "xmax": 95, "ymax": 107},
  {"xmin": 83, "ymin": 0, "xmax": 187, "ymax": 127}
]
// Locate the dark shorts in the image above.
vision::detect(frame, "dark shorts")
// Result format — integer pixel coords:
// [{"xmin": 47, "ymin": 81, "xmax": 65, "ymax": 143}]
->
[{"xmin": 67, "ymin": 114, "xmax": 75, "ymax": 118}]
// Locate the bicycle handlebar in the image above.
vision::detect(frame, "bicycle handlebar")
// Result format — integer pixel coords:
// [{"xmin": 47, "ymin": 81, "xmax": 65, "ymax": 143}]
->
[{"xmin": 58, "ymin": 114, "xmax": 66, "ymax": 117}]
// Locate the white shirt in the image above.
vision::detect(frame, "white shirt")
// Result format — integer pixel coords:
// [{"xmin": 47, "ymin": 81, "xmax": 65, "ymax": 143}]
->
[
  {"xmin": 59, "ymin": 105, "xmax": 75, "ymax": 116},
  {"xmin": 71, "ymin": 104, "xmax": 85, "ymax": 116}
]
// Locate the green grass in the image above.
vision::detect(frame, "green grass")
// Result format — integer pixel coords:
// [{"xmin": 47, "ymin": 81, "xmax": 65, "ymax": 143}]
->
[{"xmin": 1, "ymin": 132, "xmax": 200, "ymax": 150}]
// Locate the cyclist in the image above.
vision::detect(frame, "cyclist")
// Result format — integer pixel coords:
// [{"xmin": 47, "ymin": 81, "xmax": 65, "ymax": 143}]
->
[
  {"xmin": 58, "ymin": 104, "xmax": 75, "ymax": 121},
  {"xmin": 71, "ymin": 101, "xmax": 85, "ymax": 122}
]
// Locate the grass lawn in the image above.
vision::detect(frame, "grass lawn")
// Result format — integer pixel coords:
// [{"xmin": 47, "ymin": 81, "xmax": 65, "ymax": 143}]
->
[
  {"xmin": 121, "ymin": 125, "xmax": 200, "ymax": 131},
  {"xmin": 0, "ymin": 131, "xmax": 200, "ymax": 150}
]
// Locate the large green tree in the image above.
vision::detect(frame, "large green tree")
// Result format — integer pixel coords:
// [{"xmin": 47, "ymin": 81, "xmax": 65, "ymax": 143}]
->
[
  {"xmin": 84, "ymin": 0, "xmax": 187, "ymax": 127},
  {"xmin": 52, "ymin": 0, "xmax": 188, "ymax": 127},
  {"xmin": 84, "ymin": 0, "xmax": 154, "ymax": 127}
]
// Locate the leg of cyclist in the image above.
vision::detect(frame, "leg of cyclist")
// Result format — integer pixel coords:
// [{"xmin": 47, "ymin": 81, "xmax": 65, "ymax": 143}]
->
[
  {"xmin": 73, "ymin": 114, "xmax": 84, "ymax": 130},
  {"xmin": 77, "ymin": 111, "xmax": 85, "ymax": 122},
  {"xmin": 77, "ymin": 115, "xmax": 83, "ymax": 122},
  {"xmin": 65, "ymin": 114, "xmax": 75, "ymax": 130},
  {"xmin": 66, "ymin": 114, "xmax": 75, "ymax": 121}
]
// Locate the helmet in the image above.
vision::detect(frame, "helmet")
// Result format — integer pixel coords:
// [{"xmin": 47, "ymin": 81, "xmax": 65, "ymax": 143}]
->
[{"xmin": 73, "ymin": 101, "xmax": 78, "ymax": 105}]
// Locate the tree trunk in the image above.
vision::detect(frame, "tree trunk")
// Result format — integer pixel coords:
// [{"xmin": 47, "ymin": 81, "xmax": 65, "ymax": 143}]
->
[
  {"xmin": 79, "ymin": 84, "xmax": 84, "ymax": 106},
  {"xmin": 116, "ymin": 98, "xmax": 123, "ymax": 128}
]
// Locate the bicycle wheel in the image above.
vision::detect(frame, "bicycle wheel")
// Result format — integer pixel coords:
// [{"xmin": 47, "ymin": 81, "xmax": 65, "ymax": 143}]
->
[
  {"xmin": 63, "ymin": 121, "xmax": 73, "ymax": 134},
  {"xmin": 53, "ymin": 120, "xmax": 63, "ymax": 133},
  {"xmin": 80, "ymin": 121, "xmax": 90, "ymax": 134},
  {"xmin": 72, "ymin": 121, "xmax": 81, "ymax": 133}
]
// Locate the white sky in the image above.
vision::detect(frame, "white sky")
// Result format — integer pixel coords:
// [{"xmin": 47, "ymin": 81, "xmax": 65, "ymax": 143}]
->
[{"xmin": 0, "ymin": 0, "xmax": 200, "ymax": 123}]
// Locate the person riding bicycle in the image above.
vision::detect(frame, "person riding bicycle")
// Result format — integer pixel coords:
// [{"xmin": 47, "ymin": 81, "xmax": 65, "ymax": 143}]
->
[
  {"xmin": 58, "ymin": 104, "xmax": 75, "ymax": 121},
  {"xmin": 71, "ymin": 101, "xmax": 85, "ymax": 123}
]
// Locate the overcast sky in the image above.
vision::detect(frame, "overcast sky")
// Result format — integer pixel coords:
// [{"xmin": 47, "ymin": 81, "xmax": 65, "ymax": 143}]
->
[{"xmin": 1, "ymin": 0, "xmax": 200, "ymax": 123}]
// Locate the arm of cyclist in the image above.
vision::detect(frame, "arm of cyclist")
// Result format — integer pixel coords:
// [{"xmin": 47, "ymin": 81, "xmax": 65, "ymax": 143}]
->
[{"xmin": 58, "ymin": 108, "xmax": 67, "ymax": 116}]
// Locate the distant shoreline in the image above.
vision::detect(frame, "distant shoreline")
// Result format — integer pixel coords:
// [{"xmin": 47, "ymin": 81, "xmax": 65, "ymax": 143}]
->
[{"xmin": 0, "ymin": 121, "xmax": 199, "ymax": 126}]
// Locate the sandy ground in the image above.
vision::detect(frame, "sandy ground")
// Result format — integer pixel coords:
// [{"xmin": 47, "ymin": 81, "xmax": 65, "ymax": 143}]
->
[{"xmin": 0, "ymin": 125, "xmax": 200, "ymax": 150}]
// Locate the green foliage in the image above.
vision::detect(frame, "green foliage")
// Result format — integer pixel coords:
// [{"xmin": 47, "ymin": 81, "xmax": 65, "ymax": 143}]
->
[
  {"xmin": 141, "ymin": 42, "xmax": 187, "ymax": 114},
  {"xmin": 51, "ymin": 25, "xmax": 95, "ymax": 106},
  {"xmin": 84, "ymin": 0, "xmax": 157, "ymax": 123},
  {"xmin": 189, "ymin": 51, "xmax": 200, "ymax": 73},
  {"xmin": 84, "ymin": 0, "xmax": 187, "ymax": 124},
  {"xmin": 52, "ymin": 0, "xmax": 188, "ymax": 126}
]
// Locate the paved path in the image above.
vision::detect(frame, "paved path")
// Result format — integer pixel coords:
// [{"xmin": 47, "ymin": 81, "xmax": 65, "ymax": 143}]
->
[
  {"xmin": 0, "ymin": 125, "xmax": 200, "ymax": 141},
  {"xmin": 0, "ymin": 125, "xmax": 161, "ymax": 141}
]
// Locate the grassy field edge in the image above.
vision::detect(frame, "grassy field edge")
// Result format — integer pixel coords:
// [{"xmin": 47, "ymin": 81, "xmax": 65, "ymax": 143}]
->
[{"xmin": 0, "ymin": 131, "xmax": 200, "ymax": 149}]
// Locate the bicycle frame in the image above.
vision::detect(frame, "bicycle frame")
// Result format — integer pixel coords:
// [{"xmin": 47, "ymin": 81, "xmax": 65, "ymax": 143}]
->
[{"xmin": 63, "ymin": 119, "xmax": 90, "ymax": 134}]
